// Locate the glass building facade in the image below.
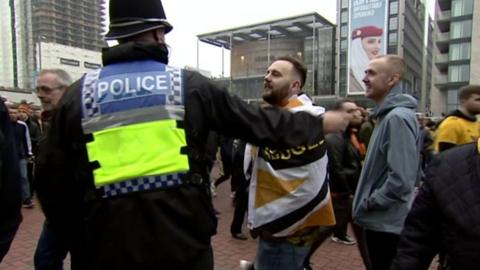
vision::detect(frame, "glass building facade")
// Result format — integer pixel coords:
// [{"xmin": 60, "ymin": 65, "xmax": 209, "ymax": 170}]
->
[
  {"xmin": 198, "ymin": 13, "xmax": 335, "ymax": 101},
  {"xmin": 434, "ymin": 0, "xmax": 477, "ymax": 113}
]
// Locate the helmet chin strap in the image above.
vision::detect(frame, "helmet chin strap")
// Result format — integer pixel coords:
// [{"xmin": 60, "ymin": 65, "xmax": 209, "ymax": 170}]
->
[{"xmin": 152, "ymin": 31, "xmax": 159, "ymax": 42}]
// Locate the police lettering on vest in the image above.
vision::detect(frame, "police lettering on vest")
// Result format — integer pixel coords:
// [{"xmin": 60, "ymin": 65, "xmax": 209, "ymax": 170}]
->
[{"xmin": 97, "ymin": 72, "xmax": 171, "ymax": 102}]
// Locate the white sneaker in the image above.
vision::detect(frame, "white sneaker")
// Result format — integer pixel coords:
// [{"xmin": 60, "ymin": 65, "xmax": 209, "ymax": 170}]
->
[
  {"xmin": 331, "ymin": 235, "xmax": 356, "ymax": 245},
  {"xmin": 239, "ymin": 260, "xmax": 254, "ymax": 269}
]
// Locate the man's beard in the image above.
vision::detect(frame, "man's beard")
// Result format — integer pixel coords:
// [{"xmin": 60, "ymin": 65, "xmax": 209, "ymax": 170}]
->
[{"xmin": 262, "ymin": 84, "xmax": 289, "ymax": 106}]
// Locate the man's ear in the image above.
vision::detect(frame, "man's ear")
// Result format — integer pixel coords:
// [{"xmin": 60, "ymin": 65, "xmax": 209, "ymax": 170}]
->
[
  {"xmin": 388, "ymin": 73, "xmax": 400, "ymax": 86},
  {"xmin": 292, "ymin": 80, "xmax": 301, "ymax": 92}
]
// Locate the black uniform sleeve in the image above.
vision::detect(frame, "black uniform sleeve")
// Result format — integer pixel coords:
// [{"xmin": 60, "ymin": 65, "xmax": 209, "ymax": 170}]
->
[{"xmin": 185, "ymin": 72, "xmax": 324, "ymax": 149}]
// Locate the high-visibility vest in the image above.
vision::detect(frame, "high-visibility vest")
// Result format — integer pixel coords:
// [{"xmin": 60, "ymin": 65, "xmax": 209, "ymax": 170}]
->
[{"xmin": 81, "ymin": 60, "xmax": 189, "ymax": 197}]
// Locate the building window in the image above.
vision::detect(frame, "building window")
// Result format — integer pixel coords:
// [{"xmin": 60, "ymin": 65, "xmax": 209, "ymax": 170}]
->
[
  {"xmin": 449, "ymin": 42, "xmax": 471, "ymax": 61},
  {"xmin": 341, "ymin": 25, "xmax": 348, "ymax": 38},
  {"xmin": 390, "ymin": 1, "xmax": 399, "ymax": 15},
  {"xmin": 341, "ymin": 0, "xmax": 349, "ymax": 9},
  {"xmin": 340, "ymin": 39, "xmax": 348, "ymax": 51},
  {"xmin": 341, "ymin": 11, "xmax": 348, "ymax": 23},
  {"xmin": 340, "ymin": 54, "xmax": 347, "ymax": 66},
  {"xmin": 451, "ymin": 0, "xmax": 474, "ymax": 17},
  {"xmin": 388, "ymin": 32, "xmax": 398, "ymax": 46},
  {"xmin": 450, "ymin": 20, "xmax": 472, "ymax": 39},
  {"xmin": 389, "ymin": 17, "xmax": 398, "ymax": 31},
  {"xmin": 447, "ymin": 89, "xmax": 459, "ymax": 111},
  {"xmin": 448, "ymin": 64, "xmax": 470, "ymax": 82}
]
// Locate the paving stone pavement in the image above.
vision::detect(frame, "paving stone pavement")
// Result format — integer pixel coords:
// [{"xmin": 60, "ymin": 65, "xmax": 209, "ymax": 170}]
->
[
  {"xmin": 1, "ymin": 182, "xmax": 437, "ymax": 270},
  {"xmin": 211, "ymin": 182, "xmax": 365, "ymax": 270}
]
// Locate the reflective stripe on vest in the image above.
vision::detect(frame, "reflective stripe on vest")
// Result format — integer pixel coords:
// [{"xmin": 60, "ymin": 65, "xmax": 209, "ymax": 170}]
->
[{"xmin": 81, "ymin": 61, "xmax": 189, "ymax": 187}]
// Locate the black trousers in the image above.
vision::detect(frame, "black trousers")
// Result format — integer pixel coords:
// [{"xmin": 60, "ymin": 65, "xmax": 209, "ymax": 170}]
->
[
  {"xmin": 230, "ymin": 188, "xmax": 248, "ymax": 234},
  {"xmin": 331, "ymin": 195, "xmax": 352, "ymax": 239},
  {"xmin": 365, "ymin": 229, "xmax": 399, "ymax": 270},
  {"xmin": 214, "ymin": 163, "xmax": 232, "ymax": 189},
  {"xmin": 352, "ymin": 224, "xmax": 373, "ymax": 270}
]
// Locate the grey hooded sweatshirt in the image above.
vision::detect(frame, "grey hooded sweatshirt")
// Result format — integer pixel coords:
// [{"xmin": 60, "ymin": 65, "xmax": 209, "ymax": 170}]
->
[{"xmin": 352, "ymin": 83, "xmax": 419, "ymax": 235}]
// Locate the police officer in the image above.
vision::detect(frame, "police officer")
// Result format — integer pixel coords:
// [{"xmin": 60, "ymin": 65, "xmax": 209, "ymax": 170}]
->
[{"xmin": 35, "ymin": 0, "xmax": 349, "ymax": 269}]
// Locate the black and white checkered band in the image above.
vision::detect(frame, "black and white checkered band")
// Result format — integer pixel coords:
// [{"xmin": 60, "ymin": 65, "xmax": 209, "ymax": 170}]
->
[
  {"xmin": 82, "ymin": 69, "xmax": 102, "ymax": 118},
  {"xmin": 100, "ymin": 173, "xmax": 186, "ymax": 198},
  {"xmin": 166, "ymin": 66, "xmax": 183, "ymax": 105}
]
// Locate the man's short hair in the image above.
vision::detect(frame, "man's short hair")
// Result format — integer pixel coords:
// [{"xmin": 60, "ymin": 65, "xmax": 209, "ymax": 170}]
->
[
  {"xmin": 39, "ymin": 69, "xmax": 72, "ymax": 87},
  {"xmin": 333, "ymin": 98, "xmax": 356, "ymax": 111},
  {"xmin": 275, "ymin": 56, "xmax": 307, "ymax": 89},
  {"xmin": 375, "ymin": 54, "xmax": 406, "ymax": 79},
  {"xmin": 458, "ymin": 85, "xmax": 480, "ymax": 101}
]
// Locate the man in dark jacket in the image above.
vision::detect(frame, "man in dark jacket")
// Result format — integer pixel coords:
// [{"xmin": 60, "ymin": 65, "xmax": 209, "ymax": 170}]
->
[
  {"xmin": 17, "ymin": 103, "xmax": 41, "ymax": 195},
  {"xmin": 326, "ymin": 99, "xmax": 364, "ymax": 245},
  {"xmin": 0, "ymin": 99, "xmax": 22, "ymax": 263},
  {"xmin": 8, "ymin": 107, "xmax": 33, "ymax": 208},
  {"xmin": 391, "ymin": 139, "xmax": 480, "ymax": 270},
  {"xmin": 326, "ymin": 99, "xmax": 372, "ymax": 269},
  {"xmin": 35, "ymin": 0, "xmax": 350, "ymax": 269},
  {"xmin": 33, "ymin": 69, "xmax": 75, "ymax": 270}
]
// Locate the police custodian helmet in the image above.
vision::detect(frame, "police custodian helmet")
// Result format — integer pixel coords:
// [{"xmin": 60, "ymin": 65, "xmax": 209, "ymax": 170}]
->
[{"xmin": 105, "ymin": 0, "xmax": 173, "ymax": 40}]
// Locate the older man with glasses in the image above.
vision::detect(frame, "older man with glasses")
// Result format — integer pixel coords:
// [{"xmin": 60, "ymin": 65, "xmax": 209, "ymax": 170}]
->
[
  {"xmin": 34, "ymin": 69, "xmax": 72, "ymax": 113},
  {"xmin": 33, "ymin": 69, "xmax": 78, "ymax": 270}
]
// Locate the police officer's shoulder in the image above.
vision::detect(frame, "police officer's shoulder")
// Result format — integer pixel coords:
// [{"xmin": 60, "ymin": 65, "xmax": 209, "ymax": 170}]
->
[
  {"xmin": 183, "ymin": 69, "xmax": 225, "ymax": 92},
  {"xmin": 61, "ymin": 78, "xmax": 82, "ymax": 103}
]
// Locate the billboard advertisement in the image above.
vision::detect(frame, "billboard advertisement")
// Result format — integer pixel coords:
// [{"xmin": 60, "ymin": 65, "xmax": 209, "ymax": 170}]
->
[{"xmin": 348, "ymin": 0, "xmax": 388, "ymax": 94}]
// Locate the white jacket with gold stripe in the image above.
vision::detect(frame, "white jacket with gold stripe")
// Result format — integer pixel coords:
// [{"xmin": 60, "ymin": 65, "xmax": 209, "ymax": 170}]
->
[{"xmin": 246, "ymin": 94, "xmax": 335, "ymax": 237}]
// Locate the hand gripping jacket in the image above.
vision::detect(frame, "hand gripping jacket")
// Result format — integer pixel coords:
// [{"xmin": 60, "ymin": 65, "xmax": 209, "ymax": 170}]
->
[{"xmin": 81, "ymin": 60, "xmax": 188, "ymax": 197}]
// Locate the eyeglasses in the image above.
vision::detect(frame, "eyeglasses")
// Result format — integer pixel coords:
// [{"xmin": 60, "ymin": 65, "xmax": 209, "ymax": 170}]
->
[{"xmin": 33, "ymin": 85, "xmax": 64, "ymax": 94}]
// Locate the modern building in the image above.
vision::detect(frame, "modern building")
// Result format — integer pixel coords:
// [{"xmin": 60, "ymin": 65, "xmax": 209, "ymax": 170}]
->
[
  {"xmin": 0, "ymin": 1, "xmax": 15, "ymax": 88},
  {"xmin": 198, "ymin": 13, "xmax": 336, "ymax": 102},
  {"xmin": 32, "ymin": 0, "xmax": 105, "ymax": 51},
  {"xmin": 1, "ymin": 0, "xmax": 106, "ymax": 95},
  {"xmin": 336, "ymin": 0, "xmax": 433, "ymax": 110},
  {"xmin": 38, "ymin": 42, "xmax": 102, "ymax": 80},
  {"xmin": 431, "ymin": 0, "xmax": 480, "ymax": 115}
]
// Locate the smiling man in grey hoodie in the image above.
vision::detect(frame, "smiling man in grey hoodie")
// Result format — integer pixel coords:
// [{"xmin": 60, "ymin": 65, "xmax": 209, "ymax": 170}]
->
[{"xmin": 352, "ymin": 54, "xmax": 419, "ymax": 270}]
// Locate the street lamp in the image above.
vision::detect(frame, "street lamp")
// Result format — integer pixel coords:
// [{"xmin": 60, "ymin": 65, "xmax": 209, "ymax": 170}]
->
[
  {"xmin": 297, "ymin": 51, "xmax": 303, "ymax": 60},
  {"xmin": 240, "ymin": 55, "xmax": 250, "ymax": 95}
]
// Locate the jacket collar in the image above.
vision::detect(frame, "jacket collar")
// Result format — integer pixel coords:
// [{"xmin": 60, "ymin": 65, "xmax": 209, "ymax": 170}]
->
[
  {"xmin": 102, "ymin": 42, "xmax": 169, "ymax": 66},
  {"xmin": 447, "ymin": 109, "xmax": 477, "ymax": 122}
]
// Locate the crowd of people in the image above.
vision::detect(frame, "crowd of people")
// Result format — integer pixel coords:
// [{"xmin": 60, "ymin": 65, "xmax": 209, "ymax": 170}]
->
[{"xmin": 1, "ymin": 0, "xmax": 480, "ymax": 269}]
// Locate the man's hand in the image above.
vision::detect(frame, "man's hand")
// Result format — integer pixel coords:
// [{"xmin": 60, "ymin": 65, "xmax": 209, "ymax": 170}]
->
[{"xmin": 322, "ymin": 111, "xmax": 351, "ymax": 134}]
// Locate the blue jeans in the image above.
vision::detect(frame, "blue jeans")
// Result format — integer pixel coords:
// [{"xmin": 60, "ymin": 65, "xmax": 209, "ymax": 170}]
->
[
  {"xmin": 18, "ymin": 158, "xmax": 31, "ymax": 201},
  {"xmin": 254, "ymin": 238, "xmax": 310, "ymax": 270},
  {"xmin": 34, "ymin": 221, "xmax": 69, "ymax": 270}
]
